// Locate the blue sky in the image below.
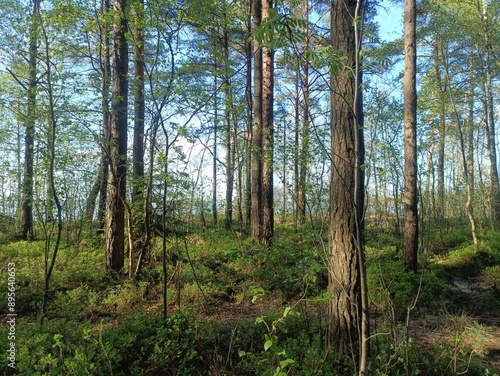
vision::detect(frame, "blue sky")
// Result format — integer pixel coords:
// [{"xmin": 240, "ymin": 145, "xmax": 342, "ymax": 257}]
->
[{"xmin": 376, "ymin": 0, "xmax": 404, "ymax": 41}]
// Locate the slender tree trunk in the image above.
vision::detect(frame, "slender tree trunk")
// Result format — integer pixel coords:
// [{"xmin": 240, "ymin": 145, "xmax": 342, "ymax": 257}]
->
[
  {"xmin": 132, "ymin": 0, "xmax": 145, "ymax": 210},
  {"xmin": 297, "ymin": 0, "xmax": 309, "ymax": 226},
  {"xmin": 224, "ymin": 32, "xmax": 234, "ymax": 229},
  {"xmin": 130, "ymin": 0, "xmax": 146, "ymax": 277},
  {"xmin": 327, "ymin": 0, "xmax": 366, "ymax": 364},
  {"xmin": 261, "ymin": 0, "xmax": 274, "ymax": 245},
  {"xmin": 86, "ymin": 2, "xmax": 111, "ymax": 229},
  {"xmin": 444, "ymin": 47, "xmax": 479, "ymax": 252},
  {"xmin": 403, "ymin": 0, "xmax": 418, "ymax": 271},
  {"xmin": 293, "ymin": 73, "xmax": 300, "ymax": 229},
  {"xmin": 245, "ymin": 2, "xmax": 253, "ymax": 229},
  {"xmin": 39, "ymin": 10, "xmax": 63, "ymax": 324},
  {"xmin": 484, "ymin": 61, "xmax": 500, "ymax": 227},
  {"xmin": 106, "ymin": 0, "xmax": 128, "ymax": 274},
  {"xmin": 251, "ymin": 0, "xmax": 263, "ymax": 242},
  {"xmin": 97, "ymin": 0, "xmax": 111, "ymax": 232},
  {"xmin": 85, "ymin": 170, "xmax": 101, "ymax": 224},
  {"xmin": 213, "ymin": 70, "xmax": 219, "ymax": 227},
  {"xmin": 466, "ymin": 52, "xmax": 478, "ymax": 251},
  {"xmin": 434, "ymin": 38, "xmax": 446, "ymax": 224},
  {"xmin": 481, "ymin": 0, "xmax": 500, "ymax": 228},
  {"xmin": 21, "ymin": 0, "xmax": 41, "ymax": 241}
]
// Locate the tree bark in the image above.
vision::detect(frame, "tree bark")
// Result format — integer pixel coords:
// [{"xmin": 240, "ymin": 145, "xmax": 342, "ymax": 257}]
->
[
  {"xmin": 251, "ymin": 0, "xmax": 263, "ymax": 242},
  {"xmin": 403, "ymin": 0, "xmax": 418, "ymax": 271},
  {"xmin": 327, "ymin": 0, "xmax": 366, "ymax": 363},
  {"xmin": 132, "ymin": 0, "xmax": 145, "ymax": 211},
  {"xmin": 261, "ymin": 0, "xmax": 274, "ymax": 245},
  {"xmin": 106, "ymin": 0, "xmax": 128, "ymax": 274}
]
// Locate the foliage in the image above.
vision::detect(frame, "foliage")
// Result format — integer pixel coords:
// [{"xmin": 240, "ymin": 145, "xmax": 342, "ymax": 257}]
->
[{"xmin": 366, "ymin": 246, "xmax": 452, "ymax": 319}]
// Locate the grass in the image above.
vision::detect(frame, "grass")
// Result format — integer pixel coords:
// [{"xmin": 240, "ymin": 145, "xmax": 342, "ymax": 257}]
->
[{"xmin": 0, "ymin": 223, "xmax": 499, "ymax": 375}]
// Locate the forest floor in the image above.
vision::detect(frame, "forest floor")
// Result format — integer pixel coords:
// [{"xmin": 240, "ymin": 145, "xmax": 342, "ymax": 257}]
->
[
  {"xmin": 1, "ymin": 224, "xmax": 500, "ymax": 375},
  {"xmin": 411, "ymin": 275, "xmax": 500, "ymax": 373}
]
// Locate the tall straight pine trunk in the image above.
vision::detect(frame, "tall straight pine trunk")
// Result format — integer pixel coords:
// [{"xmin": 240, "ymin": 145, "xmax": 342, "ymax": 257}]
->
[{"xmin": 327, "ymin": 1, "xmax": 367, "ymax": 368}]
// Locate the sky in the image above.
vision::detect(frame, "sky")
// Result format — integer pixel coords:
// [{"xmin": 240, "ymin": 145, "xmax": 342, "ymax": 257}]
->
[{"xmin": 376, "ymin": 0, "xmax": 404, "ymax": 42}]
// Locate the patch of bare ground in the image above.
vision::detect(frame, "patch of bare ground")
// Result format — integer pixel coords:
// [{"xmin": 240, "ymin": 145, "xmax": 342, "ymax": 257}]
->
[{"xmin": 409, "ymin": 274, "xmax": 500, "ymax": 374}]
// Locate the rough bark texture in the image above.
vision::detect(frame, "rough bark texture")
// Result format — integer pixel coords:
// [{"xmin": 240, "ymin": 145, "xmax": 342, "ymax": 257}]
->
[
  {"xmin": 261, "ymin": 0, "xmax": 274, "ymax": 245},
  {"xmin": 327, "ymin": 0, "xmax": 363, "ymax": 359},
  {"xmin": 106, "ymin": 0, "xmax": 128, "ymax": 274},
  {"xmin": 403, "ymin": 0, "xmax": 419, "ymax": 271},
  {"xmin": 251, "ymin": 0, "xmax": 263, "ymax": 242},
  {"xmin": 21, "ymin": 0, "xmax": 41, "ymax": 241}
]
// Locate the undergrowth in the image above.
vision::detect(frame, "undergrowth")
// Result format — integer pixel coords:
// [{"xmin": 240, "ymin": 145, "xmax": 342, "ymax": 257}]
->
[{"xmin": 0, "ymin": 224, "xmax": 498, "ymax": 375}]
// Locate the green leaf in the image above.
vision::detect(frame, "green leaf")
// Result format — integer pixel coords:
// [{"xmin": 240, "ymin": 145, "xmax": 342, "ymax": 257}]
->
[
  {"xmin": 264, "ymin": 339, "xmax": 273, "ymax": 351},
  {"xmin": 283, "ymin": 306, "xmax": 291, "ymax": 317},
  {"xmin": 280, "ymin": 359, "xmax": 295, "ymax": 368}
]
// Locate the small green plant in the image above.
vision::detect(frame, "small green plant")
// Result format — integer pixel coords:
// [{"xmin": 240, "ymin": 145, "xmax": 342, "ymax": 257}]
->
[
  {"xmin": 239, "ymin": 306, "xmax": 299, "ymax": 376},
  {"xmin": 53, "ymin": 284, "xmax": 98, "ymax": 320}
]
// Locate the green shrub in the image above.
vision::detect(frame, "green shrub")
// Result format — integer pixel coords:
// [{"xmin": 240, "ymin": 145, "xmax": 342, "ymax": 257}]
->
[
  {"xmin": 367, "ymin": 246, "xmax": 452, "ymax": 319},
  {"xmin": 52, "ymin": 284, "xmax": 99, "ymax": 320}
]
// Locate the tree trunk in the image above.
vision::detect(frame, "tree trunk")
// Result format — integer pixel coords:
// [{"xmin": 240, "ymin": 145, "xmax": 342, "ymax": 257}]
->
[
  {"xmin": 84, "ymin": 0, "xmax": 111, "ymax": 231},
  {"xmin": 106, "ymin": 0, "xmax": 128, "ymax": 274},
  {"xmin": 213, "ymin": 70, "xmax": 218, "ymax": 227},
  {"xmin": 297, "ymin": 0, "xmax": 309, "ymax": 226},
  {"xmin": 245, "ymin": 1, "xmax": 253, "ymax": 229},
  {"xmin": 21, "ymin": 0, "xmax": 41, "ymax": 241},
  {"xmin": 434, "ymin": 37, "xmax": 446, "ymax": 224},
  {"xmin": 403, "ymin": 0, "xmax": 418, "ymax": 271},
  {"xmin": 327, "ymin": 0, "xmax": 366, "ymax": 363},
  {"xmin": 130, "ymin": 0, "xmax": 146, "ymax": 277},
  {"xmin": 466, "ymin": 52, "xmax": 478, "ymax": 251},
  {"xmin": 224, "ymin": 32, "xmax": 234, "ymax": 230},
  {"xmin": 261, "ymin": 0, "xmax": 274, "ymax": 245},
  {"xmin": 481, "ymin": 0, "xmax": 500, "ymax": 228},
  {"xmin": 132, "ymin": 0, "xmax": 145, "ymax": 212},
  {"xmin": 98, "ymin": 0, "xmax": 111, "ymax": 232},
  {"xmin": 251, "ymin": 0, "xmax": 263, "ymax": 242}
]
